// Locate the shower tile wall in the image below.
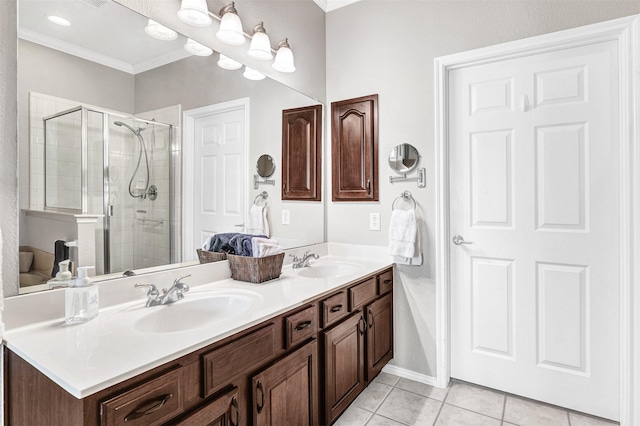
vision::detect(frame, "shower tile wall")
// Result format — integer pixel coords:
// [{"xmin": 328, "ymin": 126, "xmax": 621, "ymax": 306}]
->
[
  {"xmin": 29, "ymin": 93, "xmax": 80, "ymax": 210},
  {"xmin": 136, "ymin": 104, "xmax": 182, "ymax": 265}
]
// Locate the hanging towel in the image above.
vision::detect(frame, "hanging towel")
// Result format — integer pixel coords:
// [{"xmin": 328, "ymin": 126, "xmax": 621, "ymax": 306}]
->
[
  {"xmin": 393, "ymin": 219, "xmax": 423, "ymax": 266},
  {"xmin": 246, "ymin": 204, "xmax": 270, "ymax": 237},
  {"xmin": 388, "ymin": 208, "xmax": 417, "ymax": 258}
]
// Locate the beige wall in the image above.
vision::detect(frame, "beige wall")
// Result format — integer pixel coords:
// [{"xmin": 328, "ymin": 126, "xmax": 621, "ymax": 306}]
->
[{"xmin": 325, "ymin": 0, "xmax": 640, "ymax": 378}]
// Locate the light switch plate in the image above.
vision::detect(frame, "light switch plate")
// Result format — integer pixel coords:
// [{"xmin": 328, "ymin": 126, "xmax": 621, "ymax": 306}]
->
[
  {"xmin": 369, "ymin": 212, "xmax": 380, "ymax": 231},
  {"xmin": 282, "ymin": 209, "xmax": 290, "ymax": 225}
]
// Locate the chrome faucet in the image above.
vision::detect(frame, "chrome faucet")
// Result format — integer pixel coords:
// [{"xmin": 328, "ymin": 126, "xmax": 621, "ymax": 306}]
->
[
  {"xmin": 134, "ymin": 274, "xmax": 191, "ymax": 307},
  {"xmin": 291, "ymin": 251, "xmax": 319, "ymax": 269}
]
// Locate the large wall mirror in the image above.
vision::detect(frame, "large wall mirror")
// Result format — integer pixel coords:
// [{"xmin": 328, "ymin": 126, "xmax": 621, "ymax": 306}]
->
[{"xmin": 15, "ymin": 0, "xmax": 324, "ymax": 296}]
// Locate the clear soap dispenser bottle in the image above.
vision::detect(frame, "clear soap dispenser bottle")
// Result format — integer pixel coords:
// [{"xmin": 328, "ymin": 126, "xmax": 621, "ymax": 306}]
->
[{"xmin": 65, "ymin": 266, "xmax": 99, "ymax": 324}]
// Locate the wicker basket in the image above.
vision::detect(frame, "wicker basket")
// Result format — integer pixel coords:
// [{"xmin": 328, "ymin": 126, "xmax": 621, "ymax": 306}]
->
[
  {"xmin": 196, "ymin": 249, "xmax": 227, "ymax": 264},
  {"xmin": 227, "ymin": 252, "xmax": 285, "ymax": 283}
]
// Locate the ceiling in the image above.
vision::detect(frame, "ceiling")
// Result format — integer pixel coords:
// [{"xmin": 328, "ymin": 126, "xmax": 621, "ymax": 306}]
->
[{"xmin": 18, "ymin": 0, "xmax": 191, "ymax": 74}]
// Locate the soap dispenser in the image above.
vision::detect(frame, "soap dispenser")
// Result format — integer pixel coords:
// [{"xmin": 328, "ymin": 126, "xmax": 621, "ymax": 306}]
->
[
  {"xmin": 65, "ymin": 266, "xmax": 99, "ymax": 324},
  {"xmin": 47, "ymin": 259, "xmax": 72, "ymax": 289}
]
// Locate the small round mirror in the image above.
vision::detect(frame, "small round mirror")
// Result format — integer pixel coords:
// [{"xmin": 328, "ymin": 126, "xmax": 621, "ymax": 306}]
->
[
  {"xmin": 256, "ymin": 154, "xmax": 276, "ymax": 178},
  {"xmin": 388, "ymin": 143, "xmax": 420, "ymax": 174}
]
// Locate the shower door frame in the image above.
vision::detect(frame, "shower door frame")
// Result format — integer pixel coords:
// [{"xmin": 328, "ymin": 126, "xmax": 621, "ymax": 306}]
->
[{"xmin": 44, "ymin": 105, "xmax": 175, "ymax": 274}]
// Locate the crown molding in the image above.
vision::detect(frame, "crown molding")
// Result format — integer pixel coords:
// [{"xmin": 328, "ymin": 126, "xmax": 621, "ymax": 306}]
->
[{"xmin": 313, "ymin": 0, "xmax": 362, "ymax": 12}]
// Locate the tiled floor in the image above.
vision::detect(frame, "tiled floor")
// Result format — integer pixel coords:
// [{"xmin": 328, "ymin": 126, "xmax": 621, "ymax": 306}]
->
[{"xmin": 333, "ymin": 373, "xmax": 618, "ymax": 426}]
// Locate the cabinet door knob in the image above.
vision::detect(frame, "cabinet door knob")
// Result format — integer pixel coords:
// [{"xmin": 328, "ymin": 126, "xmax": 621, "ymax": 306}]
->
[
  {"xmin": 358, "ymin": 315, "xmax": 366, "ymax": 335},
  {"xmin": 123, "ymin": 393, "xmax": 172, "ymax": 422},
  {"xmin": 256, "ymin": 381, "xmax": 265, "ymax": 414},
  {"xmin": 230, "ymin": 396, "xmax": 240, "ymax": 426}
]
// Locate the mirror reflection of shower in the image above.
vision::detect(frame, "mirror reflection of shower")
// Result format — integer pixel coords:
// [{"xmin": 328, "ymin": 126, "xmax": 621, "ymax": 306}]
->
[
  {"xmin": 114, "ymin": 121, "xmax": 152, "ymax": 200},
  {"xmin": 42, "ymin": 104, "xmax": 174, "ymax": 275}
]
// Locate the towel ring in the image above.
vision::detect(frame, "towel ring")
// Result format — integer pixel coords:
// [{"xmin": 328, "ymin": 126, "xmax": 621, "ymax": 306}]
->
[
  {"xmin": 254, "ymin": 191, "xmax": 269, "ymax": 206},
  {"xmin": 391, "ymin": 190, "xmax": 416, "ymax": 211}
]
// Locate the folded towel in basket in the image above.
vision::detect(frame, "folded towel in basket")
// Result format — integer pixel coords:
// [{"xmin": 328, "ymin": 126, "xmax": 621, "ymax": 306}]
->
[
  {"xmin": 251, "ymin": 237, "xmax": 283, "ymax": 258},
  {"xmin": 388, "ymin": 208, "xmax": 417, "ymax": 258}
]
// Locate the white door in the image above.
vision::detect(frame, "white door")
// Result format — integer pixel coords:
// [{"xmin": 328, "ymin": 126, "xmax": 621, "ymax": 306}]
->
[
  {"xmin": 191, "ymin": 104, "xmax": 247, "ymax": 250},
  {"xmin": 449, "ymin": 40, "xmax": 620, "ymax": 420}
]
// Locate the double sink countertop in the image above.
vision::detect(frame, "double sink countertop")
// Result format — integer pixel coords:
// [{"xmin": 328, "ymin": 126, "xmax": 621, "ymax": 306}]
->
[{"xmin": 3, "ymin": 255, "xmax": 392, "ymax": 399}]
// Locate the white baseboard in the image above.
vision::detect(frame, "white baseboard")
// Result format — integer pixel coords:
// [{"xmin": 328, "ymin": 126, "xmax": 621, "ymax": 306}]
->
[{"xmin": 381, "ymin": 364, "xmax": 441, "ymax": 388}]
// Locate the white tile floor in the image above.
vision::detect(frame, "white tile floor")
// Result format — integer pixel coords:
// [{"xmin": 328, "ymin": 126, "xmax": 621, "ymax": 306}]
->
[{"xmin": 333, "ymin": 373, "xmax": 618, "ymax": 426}]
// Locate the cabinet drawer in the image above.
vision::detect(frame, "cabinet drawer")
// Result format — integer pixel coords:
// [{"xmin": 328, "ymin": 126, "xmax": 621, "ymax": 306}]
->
[
  {"xmin": 100, "ymin": 367, "xmax": 184, "ymax": 426},
  {"xmin": 321, "ymin": 291, "xmax": 348, "ymax": 327},
  {"xmin": 202, "ymin": 324, "xmax": 277, "ymax": 397},
  {"xmin": 285, "ymin": 305, "xmax": 318, "ymax": 348},
  {"xmin": 349, "ymin": 277, "xmax": 377, "ymax": 311},
  {"xmin": 174, "ymin": 386, "xmax": 239, "ymax": 426},
  {"xmin": 378, "ymin": 269, "xmax": 393, "ymax": 295}
]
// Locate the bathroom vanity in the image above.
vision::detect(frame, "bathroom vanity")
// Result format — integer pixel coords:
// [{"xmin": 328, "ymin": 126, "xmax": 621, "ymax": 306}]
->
[{"xmin": 3, "ymin": 257, "xmax": 393, "ymax": 426}]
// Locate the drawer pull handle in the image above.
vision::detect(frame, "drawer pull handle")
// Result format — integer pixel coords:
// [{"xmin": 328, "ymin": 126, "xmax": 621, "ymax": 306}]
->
[
  {"xmin": 295, "ymin": 320, "xmax": 312, "ymax": 331},
  {"xmin": 383, "ymin": 279, "xmax": 392, "ymax": 285},
  {"xmin": 230, "ymin": 396, "xmax": 240, "ymax": 426},
  {"xmin": 330, "ymin": 304, "xmax": 343, "ymax": 313},
  {"xmin": 358, "ymin": 315, "xmax": 366, "ymax": 335},
  {"xmin": 256, "ymin": 381, "xmax": 265, "ymax": 414},
  {"xmin": 368, "ymin": 308, "xmax": 375, "ymax": 329},
  {"xmin": 124, "ymin": 393, "xmax": 172, "ymax": 422}
]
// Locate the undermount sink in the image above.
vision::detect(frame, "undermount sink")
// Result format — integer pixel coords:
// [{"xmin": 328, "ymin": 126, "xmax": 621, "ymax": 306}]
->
[
  {"xmin": 110, "ymin": 289, "xmax": 262, "ymax": 334},
  {"xmin": 296, "ymin": 261, "xmax": 363, "ymax": 279}
]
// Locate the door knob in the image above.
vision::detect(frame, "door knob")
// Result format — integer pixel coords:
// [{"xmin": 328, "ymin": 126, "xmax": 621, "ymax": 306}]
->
[{"xmin": 452, "ymin": 235, "xmax": 473, "ymax": 245}]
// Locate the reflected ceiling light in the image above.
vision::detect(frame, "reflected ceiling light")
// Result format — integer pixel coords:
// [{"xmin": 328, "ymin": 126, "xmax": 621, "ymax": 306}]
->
[
  {"xmin": 216, "ymin": 2, "xmax": 245, "ymax": 46},
  {"xmin": 177, "ymin": 0, "xmax": 212, "ymax": 27},
  {"xmin": 46, "ymin": 15, "xmax": 71, "ymax": 27},
  {"xmin": 272, "ymin": 38, "xmax": 295, "ymax": 73},
  {"xmin": 144, "ymin": 19, "xmax": 178, "ymax": 41},
  {"xmin": 247, "ymin": 22, "xmax": 273, "ymax": 61},
  {"xmin": 218, "ymin": 54, "xmax": 243, "ymax": 70},
  {"xmin": 243, "ymin": 66, "xmax": 266, "ymax": 81},
  {"xmin": 184, "ymin": 38, "xmax": 213, "ymax": 56}
]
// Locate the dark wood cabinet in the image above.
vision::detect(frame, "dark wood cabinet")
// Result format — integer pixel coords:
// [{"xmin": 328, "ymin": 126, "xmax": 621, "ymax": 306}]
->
[
  {"xmin": 331, "ymin": 94, "xmax": 379, "ymax": 201},
  {"xmin": 366, "ymin": 292, "xmax": 394, "ymax": 381},
  {"xmin": 282, "ymin": 105, "xmax": 322, "ymax": 201},
  {"xmin": 5, "ymin": 267, "xmax": 393, "ymax": 426},
  {"xmin": 251, "ymin": 340, "xmax": 318, "ymax": 426},
  {"xmin": 323, "ymin": 312, "xmax": 366, "ymax": 425}
]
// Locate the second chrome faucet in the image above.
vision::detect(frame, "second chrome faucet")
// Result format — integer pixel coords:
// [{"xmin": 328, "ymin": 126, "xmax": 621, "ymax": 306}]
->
[
  {"xmin": 291, "ymin": 251, "xmax": 319, "ymax": 269},
  {"xmin": 135, "ymin": 274, "xmax": 191, "ymax": 307}
]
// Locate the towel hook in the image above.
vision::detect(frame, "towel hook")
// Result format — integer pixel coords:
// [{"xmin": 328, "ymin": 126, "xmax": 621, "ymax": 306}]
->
[{"xmin": 391, "ymin": 190, "xmax": 416, "ymax": 211}]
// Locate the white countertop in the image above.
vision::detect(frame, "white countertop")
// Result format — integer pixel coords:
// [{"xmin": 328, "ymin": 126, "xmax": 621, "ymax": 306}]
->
[{"xmin": 3, "ymin": 255, "xmax": 392, "ymax": 399}]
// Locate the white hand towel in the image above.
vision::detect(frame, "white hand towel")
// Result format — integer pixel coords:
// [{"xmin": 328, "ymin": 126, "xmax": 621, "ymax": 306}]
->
[
  {"xmin": 246, "ymin": 204, "xmax": 269, "ymax": 236},
  {"xmin": 262, "ymin": 205, "xmax": 270, "ymax": 237},
  {"xmin": 251, "ymin": 237, "xmax": 277, "ymax": 256},
  {"xmin": 257, "ymin": 243, "xmax": 283, "ymax": 258},
  {"xmin": 388, "ymin": 208, "xmax": 417, "ymax": 258}
]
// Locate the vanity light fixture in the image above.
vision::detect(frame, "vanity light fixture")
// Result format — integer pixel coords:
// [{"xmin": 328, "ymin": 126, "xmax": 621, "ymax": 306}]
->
[
  {"xmin": 184, "ymin": 38, "xmax": 213, "ymax": 56},
  {"xmin": 272, "ymin": 38, "xmax": 296, "ymax": 73},
  {"xmin": 247, "ymin": 22, "xmax": 273, "ymax": 61},
  {"xmin": 216, "ymin": 2, "xmax": 245, "ymax": 46},
  {"xmin": 144, "ymin": 19, "xmax": 178, "ymax": 41},
  {"xmin": 46, "ymin": 15, "xmax": 71, "ymax": 27},
  {"xmin": 177, "ymin": 0, "xmax": 212, "ymax": 27},
  {"xmin": 243, "ymin": 66, "xmax": 266, "ymax": 81},
  {"xmin": 218, "ymin": 54, "xmax": 243, "ymax": 70}
]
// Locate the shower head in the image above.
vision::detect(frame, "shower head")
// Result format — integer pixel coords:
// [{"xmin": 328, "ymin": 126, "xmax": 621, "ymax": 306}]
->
[{"xmin": 114, "ymin": 121, "xmax": 146, "ymax": 135}]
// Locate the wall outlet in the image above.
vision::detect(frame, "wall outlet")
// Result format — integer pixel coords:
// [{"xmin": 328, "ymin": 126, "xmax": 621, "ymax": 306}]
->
[
  {"xmin": 282, "ymin": 209, "xmax": 290, "ymax": 225},
  {"xmin": 369, "ymin": 212, "xmax": 380, "ymax": 231}
]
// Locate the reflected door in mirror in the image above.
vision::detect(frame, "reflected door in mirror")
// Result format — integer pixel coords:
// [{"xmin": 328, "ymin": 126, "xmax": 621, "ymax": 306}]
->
[{"xmin": 282, "ymin": 105, "xmax": 322, "ymax": 201}]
